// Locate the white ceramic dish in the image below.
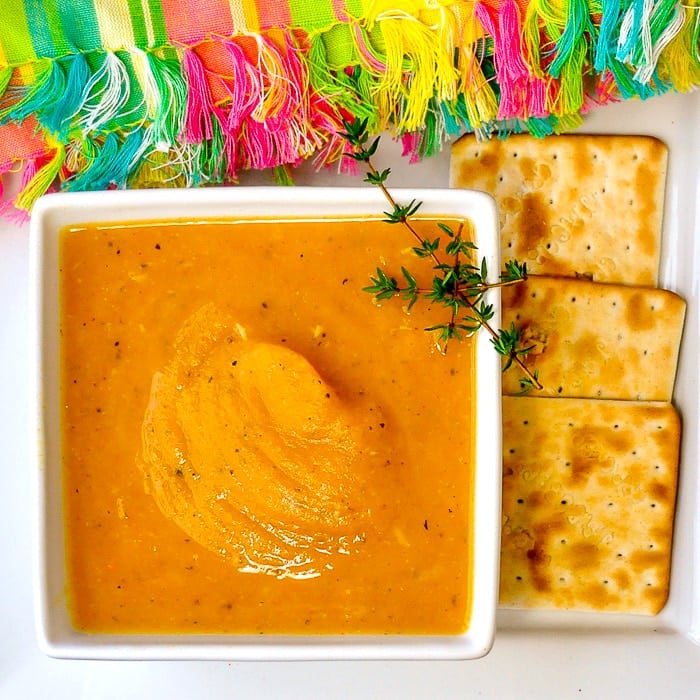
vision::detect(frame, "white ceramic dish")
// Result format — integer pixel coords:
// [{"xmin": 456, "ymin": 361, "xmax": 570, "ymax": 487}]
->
[{"xmin": 29, "ymin": 186, "xmax": 502, "ymax": 661}]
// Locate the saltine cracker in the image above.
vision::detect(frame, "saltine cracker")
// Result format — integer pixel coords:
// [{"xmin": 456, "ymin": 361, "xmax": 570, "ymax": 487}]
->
[
  {"xmin": 500, "ymin": 396, "xmax": 680, "ymax": 615},
  {"xmin": 501, "ymin": 276, "xmax": 686, "ymax": 400},
  {"xmin": 450, "ymin": 134, "xmax": 668, "ymax": 285}
]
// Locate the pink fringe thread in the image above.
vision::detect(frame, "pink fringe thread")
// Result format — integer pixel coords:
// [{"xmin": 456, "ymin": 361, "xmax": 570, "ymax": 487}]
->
[
  {"xmin": 474, "ymin": 0, "xmax": 547, "ymax": 120},
  {"xmin": 400, "ymin": 133, "xmax": 423, "ymax": 165},
  {"xmin": 182, "ymin": 49, "xmax": 215, "ymax": 143}
]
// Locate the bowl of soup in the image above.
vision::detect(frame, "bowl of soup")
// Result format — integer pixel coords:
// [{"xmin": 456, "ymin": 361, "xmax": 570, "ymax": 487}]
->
[{"xmin": 30, "ymin": 186, "xmax": 502, "ymax": 660}]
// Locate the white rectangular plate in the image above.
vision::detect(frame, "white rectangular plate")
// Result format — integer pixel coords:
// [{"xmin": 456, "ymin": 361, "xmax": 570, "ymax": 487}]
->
[{"xmin": 1, "ymin": 89, "xmax": 698, "ymax": 697}]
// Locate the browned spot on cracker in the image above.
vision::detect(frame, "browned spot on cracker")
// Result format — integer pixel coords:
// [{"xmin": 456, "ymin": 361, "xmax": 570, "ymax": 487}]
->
[
  {"xmin": 629, "ymin": 549, "xmax": 666, "ymax": 571},
  {"xmin": 613, "ymin": 568, "xmax": 631, "ymax": 590},
  {"xmin": 650, "ymin": 481, "xmax": 670, "ymax": 502},
  {"xmin": 478, "ymin": 151, "xmax": 502, "ymax": 171},
  {"xmin": 520, "ymin": 156, "xmax": 536, "ymax": 181},
  {"xmin": 520, "ymin": 192, "xmax": 550, "ymax": 251},
  {"xmin": 572, "ymin": 140, "xmax": 595, "ymax": 180},
  {"xmin": 626, "ymin": 290, "xmax": 657, "ymax": 331},
  {"xmin": 568, "ymin": 425, "xmax": 629, "ymax": 484},
  {"xmin": 635, "ymin": 161, "xmax": 660, "ymax": 259},
  {"xmin": 526, "ymin": 542, "xmax": 552, "ymax": 592},
  {"xmin": 566, "ymin": 541, "xmax": 600, "ymax": 570}
]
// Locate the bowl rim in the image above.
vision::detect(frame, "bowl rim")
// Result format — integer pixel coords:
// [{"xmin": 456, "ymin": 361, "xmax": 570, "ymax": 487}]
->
[{"xmin": 29, "ymin": 186, "xmax": 502, "ymax": 661}]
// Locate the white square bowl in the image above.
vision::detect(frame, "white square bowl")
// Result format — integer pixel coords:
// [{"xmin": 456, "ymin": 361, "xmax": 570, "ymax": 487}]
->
[{"xmin": 29, "ymin": 186, "xmax": 502, "ymax": 660}]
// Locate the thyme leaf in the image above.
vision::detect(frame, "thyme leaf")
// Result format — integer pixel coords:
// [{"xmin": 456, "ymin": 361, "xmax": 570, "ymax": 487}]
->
[{"xmin": 341, "ymin": 121, "xmax": 542, "ymax": 391}]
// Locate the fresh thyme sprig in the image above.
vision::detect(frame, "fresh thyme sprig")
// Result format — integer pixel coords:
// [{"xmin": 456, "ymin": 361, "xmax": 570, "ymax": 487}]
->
[{"xmin": 342, "ymin": 118, "xmax": 542, "ymax": 392}]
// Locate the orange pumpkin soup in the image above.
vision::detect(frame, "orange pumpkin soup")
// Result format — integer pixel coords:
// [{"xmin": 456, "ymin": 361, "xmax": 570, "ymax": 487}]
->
[{"xmin": 59, "ymin": 217, "xmax": 475, "ymax": 635}]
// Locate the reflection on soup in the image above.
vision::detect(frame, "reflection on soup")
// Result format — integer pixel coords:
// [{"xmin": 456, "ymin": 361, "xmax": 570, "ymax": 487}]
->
[{"xmin": 60, "ymin": 217, "xmax": 475, "ymax": 635}]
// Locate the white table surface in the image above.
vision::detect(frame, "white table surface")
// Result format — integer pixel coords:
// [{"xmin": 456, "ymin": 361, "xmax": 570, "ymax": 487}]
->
[{"xmin": 3, "ymin": 91, "xmax": 700, "ymax": 699}]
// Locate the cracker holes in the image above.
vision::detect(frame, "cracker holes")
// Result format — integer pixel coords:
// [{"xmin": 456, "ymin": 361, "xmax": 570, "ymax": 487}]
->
[
  {"xmin": 517, "ymin": 498, "xmax": 524, "ymax": 504},
  {"xmin": 516, "ymin": 575, "xmax": 523, "ymax": 581}
]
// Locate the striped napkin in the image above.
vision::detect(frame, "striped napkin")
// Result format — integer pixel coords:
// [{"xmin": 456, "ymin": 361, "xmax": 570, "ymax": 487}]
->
[{"xmin": 0, "ymin": 0, "xmax": 697, "ymax": 217}]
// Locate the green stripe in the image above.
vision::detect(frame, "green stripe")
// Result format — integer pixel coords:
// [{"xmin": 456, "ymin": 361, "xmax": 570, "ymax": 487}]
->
[
  {"xmin": 287, "ymin": 0, "xmax": 337, "ymax": 31},
  {"xmin": 144, "ymin": 0, "xmax": 170, "ymax": 47},
  {"xmin": 25, "ymin": 0, "xmax": 66, "ymax": 58},
  {"xmin": 57, "ymin": 0, "xmax": 101, "ymax": 52},
  {"xmin": 127, "ymin": 0, "xmax": 151, "ymax": 47},
  {"xmin": 345, "ymin": 0, "xmax": 364, "ymax": 20},
  {"xmin": 0, "ymin": 0, "xmax": 37, "ymax": 63}
]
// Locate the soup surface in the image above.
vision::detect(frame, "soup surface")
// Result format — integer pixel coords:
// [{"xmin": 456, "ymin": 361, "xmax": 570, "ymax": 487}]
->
[{"xmin": 60, "ymin": 216, "xmax": 475, "ymax": 635}]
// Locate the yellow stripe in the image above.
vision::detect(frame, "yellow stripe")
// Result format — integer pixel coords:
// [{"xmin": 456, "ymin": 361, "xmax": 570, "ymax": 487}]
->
[
  {"xmin": 129, "ymin": 49, "xmax": 150, "ymax": 111},
  {"xmin": 94, "ymin": 1, "xmax": 136, "ymax": 51},
  {"xmin": 228, "ymin": 0, "xmax": 260, "ymax": 33},
  {"xmin": 228, "ymin": 0, "xmax": 249, "ymax": 33},
  {"xmin": 18, "ymin": 62, "xmax": 40, "ymax": 85},
  {"xmin": 140, "ymin": 0, "xmax": 156, "ymax": 47}
]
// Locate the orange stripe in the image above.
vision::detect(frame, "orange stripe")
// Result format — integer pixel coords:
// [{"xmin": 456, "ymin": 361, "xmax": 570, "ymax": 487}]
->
[
  {"xmin": 0, "ymin": 118, "xmax": 48, "ymax": 168},
  {"xmin": 257, "ymin": 0, "xmax": 292, "ymax": 30}
]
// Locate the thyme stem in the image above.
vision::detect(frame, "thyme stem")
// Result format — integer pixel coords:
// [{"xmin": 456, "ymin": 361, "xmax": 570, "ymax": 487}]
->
[
  {"xmin": 366, "ymin": 161, "xmax": 441, "ymax": 267},
  {"xmin": 341, "ymin": 119, "xmax": 542, "ymax": 392}
]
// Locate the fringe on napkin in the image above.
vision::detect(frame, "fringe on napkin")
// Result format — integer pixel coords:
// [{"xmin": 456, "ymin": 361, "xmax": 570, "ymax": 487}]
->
[{"xmin": 0, "ymin": 0, "xmax": 698, "ymax": 218}]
